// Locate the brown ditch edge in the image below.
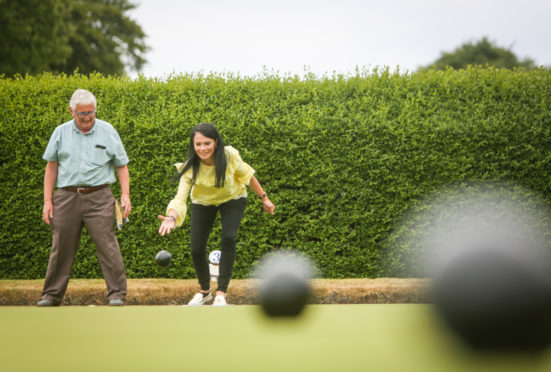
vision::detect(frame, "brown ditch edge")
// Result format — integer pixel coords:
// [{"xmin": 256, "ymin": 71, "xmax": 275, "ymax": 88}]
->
[{"xmin": 0, "ymin": 278, "xmax": 430, "ymax": 306}]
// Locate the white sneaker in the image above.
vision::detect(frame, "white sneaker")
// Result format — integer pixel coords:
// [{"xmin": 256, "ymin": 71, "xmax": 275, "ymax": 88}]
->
[
  {"xmin": 187, "ymin": 292, "xmax": 212, "ymax": 306},
  {"xmin": 212, "ymin": 294, "xmax": 228, "ymax": 306}
]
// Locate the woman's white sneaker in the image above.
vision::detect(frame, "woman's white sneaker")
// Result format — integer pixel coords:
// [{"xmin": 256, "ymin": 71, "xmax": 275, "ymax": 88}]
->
[
  {"xmin": 187, "ymin": 292, "xmax": 212, "ymax": 306},
  {"xmin": 212, "ymin": 294, "xmax": 228, "ymax": 306}
]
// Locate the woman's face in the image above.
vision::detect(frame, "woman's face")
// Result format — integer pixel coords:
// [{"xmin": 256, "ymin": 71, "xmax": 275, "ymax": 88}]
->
[{"xmin": 193, "ymin": 131, "xmax": 217, "ymax": 165}]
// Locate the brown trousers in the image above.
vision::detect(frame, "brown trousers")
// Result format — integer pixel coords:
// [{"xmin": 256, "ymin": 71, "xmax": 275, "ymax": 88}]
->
[{"xmin": 41, "ymin": 187, "xmax": 127, "ymax": 304}]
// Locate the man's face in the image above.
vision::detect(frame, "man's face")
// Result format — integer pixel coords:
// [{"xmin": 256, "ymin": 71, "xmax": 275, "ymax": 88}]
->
[{"xmin": 70, "ymin": 103, "xmax": 96, "ymax": 133}]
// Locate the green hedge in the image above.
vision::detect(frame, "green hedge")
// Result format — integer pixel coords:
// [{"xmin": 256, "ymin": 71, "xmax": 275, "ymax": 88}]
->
[{"xmin": 1, "ymin": 67, "xmax": 550, "ymax": 280}]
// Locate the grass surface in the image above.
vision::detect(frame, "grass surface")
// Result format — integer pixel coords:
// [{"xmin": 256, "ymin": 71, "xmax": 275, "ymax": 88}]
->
[{"xmin": 2, "ymin": 304, "xmax": 551, "ymax": 372}]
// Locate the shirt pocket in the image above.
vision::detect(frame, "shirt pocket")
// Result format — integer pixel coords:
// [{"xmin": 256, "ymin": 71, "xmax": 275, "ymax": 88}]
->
[{"xmin": 91, "ymin": 145, "xmax": 111, "ymax": 166}]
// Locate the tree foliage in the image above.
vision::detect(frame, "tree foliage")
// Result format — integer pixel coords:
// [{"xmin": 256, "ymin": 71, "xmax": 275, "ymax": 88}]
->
[
  {"xmin": 0, "ymin": 0, "xmax": 73, "ymax": 76},
  {"xmin": 420, "ymin": 37, "xmax": 539, "ymax": 71},
  {"xmin": 0, "ymin": 0, "xmax": 148, "ymax": 76}
]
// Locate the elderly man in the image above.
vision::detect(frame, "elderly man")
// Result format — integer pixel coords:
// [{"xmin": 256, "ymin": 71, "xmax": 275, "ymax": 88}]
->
[{"xmin": 38, "ymin": 89, "xmax": 131, "ymax": 307}]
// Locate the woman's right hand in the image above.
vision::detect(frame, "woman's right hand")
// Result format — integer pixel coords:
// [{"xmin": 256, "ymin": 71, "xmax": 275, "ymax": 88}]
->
[{"xmin": 158, "ymin": 215, "xmax": 176, "ymax": 236}]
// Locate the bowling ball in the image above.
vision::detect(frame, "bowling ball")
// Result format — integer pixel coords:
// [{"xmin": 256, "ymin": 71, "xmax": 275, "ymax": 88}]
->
[
  {"xmin": 155, "ymin": 250, "xmax": 173, "ymax": 267},
  {"xmin": 432, "ymin": 247, "xmax": 551, "ymax": 352},
  {"xmin": 254, "ymin": 251, "xmax": 313, "ymax": 317}
]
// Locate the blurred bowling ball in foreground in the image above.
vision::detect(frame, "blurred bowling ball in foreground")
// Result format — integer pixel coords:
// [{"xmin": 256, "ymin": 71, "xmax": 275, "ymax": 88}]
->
[
  {"xmin": 432, "ymin": 246, "xmax": 551, "ymax": 352},
  {"xmin": 255, "ymin": 251, "xmax": 314, "ymax": 317}
]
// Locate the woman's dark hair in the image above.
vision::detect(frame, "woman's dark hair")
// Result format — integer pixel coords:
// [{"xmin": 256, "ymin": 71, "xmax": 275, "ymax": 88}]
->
[{"xmin": 178, "ymin": 123, "xmax": 227, "ymax": 187}]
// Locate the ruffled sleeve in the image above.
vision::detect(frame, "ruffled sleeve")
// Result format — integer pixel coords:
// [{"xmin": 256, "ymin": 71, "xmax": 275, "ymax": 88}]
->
[
  {"xmin": 227, "ymin": 146, "xmax": 255, "ymax": 185},
  {"xmin": 166, "ymin": 163, "xmax": 192, "ymax": 227}
]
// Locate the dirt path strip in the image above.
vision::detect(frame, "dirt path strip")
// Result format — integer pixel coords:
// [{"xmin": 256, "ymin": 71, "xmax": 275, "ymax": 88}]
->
[{"xmin": 0, "ymin": 278, "xmax": 430, "ymax": 306}]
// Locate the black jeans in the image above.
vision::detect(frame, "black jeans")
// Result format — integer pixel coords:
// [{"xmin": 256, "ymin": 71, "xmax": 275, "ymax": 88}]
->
[{"xmin": 190, "ymin": 197, "xmax": 247, "ymax": 293}]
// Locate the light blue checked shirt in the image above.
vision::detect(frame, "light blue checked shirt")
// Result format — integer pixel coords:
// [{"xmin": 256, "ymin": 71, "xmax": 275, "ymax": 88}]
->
[{"xmin": 43, "ymin": 119, "xmax": 129, "ymax": 188}]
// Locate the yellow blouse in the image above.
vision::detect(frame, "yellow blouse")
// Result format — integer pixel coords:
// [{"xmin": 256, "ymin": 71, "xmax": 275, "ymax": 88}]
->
[{"xmin": 166, "ymin": 146, "xmax": 255, "ymax": 227}]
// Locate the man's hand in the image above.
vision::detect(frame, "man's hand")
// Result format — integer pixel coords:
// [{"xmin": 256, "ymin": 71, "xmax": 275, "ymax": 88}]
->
[
  {"xmin": 120, "ymin": 193, "xmax": 131, "ymax": 218},
  {"xmin": 116, "ymin": 164, "xmax": 131, "ymax": 218},
  {"xmin": 43, "ymin": 201, "xmax": 53, "ymax": 224},
  {"xmin": 43, "ymin": 161, "xmax": 58, "ymax": 225}
]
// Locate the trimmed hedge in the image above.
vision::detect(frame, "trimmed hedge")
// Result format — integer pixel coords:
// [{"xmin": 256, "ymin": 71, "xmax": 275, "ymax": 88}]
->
[{"xmin": 1, "ymin": 67, "xmax": 550, "ymax": 280}]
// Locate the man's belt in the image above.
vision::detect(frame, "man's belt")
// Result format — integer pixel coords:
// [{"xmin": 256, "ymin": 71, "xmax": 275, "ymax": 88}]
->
[{"xmin": 63, "ymin": 185, "xmax": 108, "ymax": 194}]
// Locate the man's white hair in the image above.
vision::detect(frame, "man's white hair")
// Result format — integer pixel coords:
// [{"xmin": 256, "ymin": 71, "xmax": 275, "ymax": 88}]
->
[{"xmin": 69, "ymin": 89, "xmax": 97, "ymax": 112}]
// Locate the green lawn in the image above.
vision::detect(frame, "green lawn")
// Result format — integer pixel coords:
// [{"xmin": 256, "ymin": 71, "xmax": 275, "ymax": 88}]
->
[{"xmin": 1, "ymin": 304, "xmax": 550, "ymax": 372}]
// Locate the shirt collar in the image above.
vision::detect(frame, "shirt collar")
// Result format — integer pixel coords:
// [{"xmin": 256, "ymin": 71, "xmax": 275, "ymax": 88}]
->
[{"xmin": 72, "ymin": 119, "xmax": 96, "ymax": 135}]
